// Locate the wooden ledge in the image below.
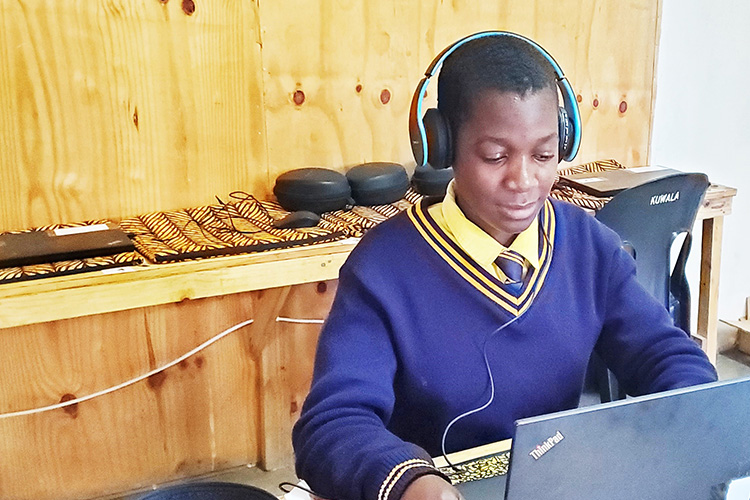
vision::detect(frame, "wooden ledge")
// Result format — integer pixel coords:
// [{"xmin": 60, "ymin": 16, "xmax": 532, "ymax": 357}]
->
[
  {"xmin": 0, "ymin": 238, "xmax": 359, "ymax": 329},
  {"xmin": 699, "ymin": 184, "xmax": 737, "ymax": 219}
]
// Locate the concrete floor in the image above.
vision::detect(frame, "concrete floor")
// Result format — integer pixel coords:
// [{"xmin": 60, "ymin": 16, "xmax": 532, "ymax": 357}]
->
[{"xmin": 104, "ymin": 347, "xmax": 750, "ymax": 500}]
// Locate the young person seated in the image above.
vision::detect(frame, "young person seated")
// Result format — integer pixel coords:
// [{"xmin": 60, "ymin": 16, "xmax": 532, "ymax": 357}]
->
[{"xmin": 292, "ymin": 32, "xmax": 717, "ymax": 500}]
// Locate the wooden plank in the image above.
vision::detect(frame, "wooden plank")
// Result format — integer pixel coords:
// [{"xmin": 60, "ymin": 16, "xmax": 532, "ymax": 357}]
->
[
  {"xmin": 258, "ymin": 280, "xmax": 338, "ymax": 470},
  {"xmin": 258, "ymin": 0, "xmax": 422, "ymax": 182},
  {"xmin": 696, "ymin": 216, "xmax": 724, "ymax": 364},
  {"xmin": 0, "ymin": 0, "xmax": 266, "ymax": 231},
  {"xmin": 0, "ymin": 239, "xmax": 357, "ymax": 329},
  {"xmin": 0, "ymin": 294, "xmax": 262, "ymax": 500},
  {"xmin": 1, "ymin": 0, "xmax": 662, "ymax": 231},
  {"xmin": 260, "ymin": 0, "xmax": 660, "ymax": 181},
  {"xmin": 697, "ymin": 184, "xmax": 737, "ymax": 220}
]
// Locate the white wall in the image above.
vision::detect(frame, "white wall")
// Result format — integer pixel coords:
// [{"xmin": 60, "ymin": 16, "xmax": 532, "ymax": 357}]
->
[{"xmin": 651, "ymin": 0, "xmax": 750, "ymax": 326}]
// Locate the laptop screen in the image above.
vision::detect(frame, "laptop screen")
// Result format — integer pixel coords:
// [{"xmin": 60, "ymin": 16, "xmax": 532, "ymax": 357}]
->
[
  {"xmin": 558, "ymin": 165, "xmax": 682, "ymax": 197},
  {"xmin": 452, "ymin": 377, "xmax": 750, "ymax": 500}
]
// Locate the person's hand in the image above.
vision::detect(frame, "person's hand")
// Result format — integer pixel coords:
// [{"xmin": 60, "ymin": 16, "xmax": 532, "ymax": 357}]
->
[{"xmin": 401, "ymin": 474, "xmax": 463, "ymax": 500}]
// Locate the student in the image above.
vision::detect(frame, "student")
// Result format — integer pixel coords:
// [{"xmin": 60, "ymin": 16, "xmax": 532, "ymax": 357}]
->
[{"xmin": 292, "ymin": 32, "xmax": 717, "ymax": 500}]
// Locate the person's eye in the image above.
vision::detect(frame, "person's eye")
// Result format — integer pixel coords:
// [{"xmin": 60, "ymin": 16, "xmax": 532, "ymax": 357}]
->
[
  {"xmin": 483, "ymin": 153, "xmax": 507, "ymax": 163},
  {"xmin": 535, "ymin": 153, "xmax": 555, "ymax": 162}
]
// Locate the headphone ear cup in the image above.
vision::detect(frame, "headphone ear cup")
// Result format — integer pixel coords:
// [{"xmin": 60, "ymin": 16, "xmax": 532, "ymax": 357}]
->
[
  {"xmin": 557, "ymin": 106, "xmax": 573, "ymax": 161},
  {"xmin": 423, "ymin": 108, "xmax": 453, "ymax": 169}
]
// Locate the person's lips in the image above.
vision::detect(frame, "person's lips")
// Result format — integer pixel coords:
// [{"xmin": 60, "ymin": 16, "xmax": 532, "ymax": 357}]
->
[{"xmin": 499, "ymin": 200, "xmax": 538, "ymax": 219}]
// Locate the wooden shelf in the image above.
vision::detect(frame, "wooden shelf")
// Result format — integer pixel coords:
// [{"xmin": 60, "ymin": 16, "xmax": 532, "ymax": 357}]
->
[
  {"xmin": 0, "ymin": 238, "xmax": 359, "ymax": 329},
  {"xmin": 700, "ymin": 184, "xmax": 737, "ymax": 219}
]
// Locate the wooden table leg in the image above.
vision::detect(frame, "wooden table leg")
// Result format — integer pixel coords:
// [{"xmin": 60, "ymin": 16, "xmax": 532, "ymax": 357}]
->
[{"xmin": 696, "ymin": 216, "xmax": 724, "ymax": 365}]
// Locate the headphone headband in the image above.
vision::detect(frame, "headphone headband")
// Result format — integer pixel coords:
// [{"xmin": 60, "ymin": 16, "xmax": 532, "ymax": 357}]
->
[{"xmin": 409, "ymin": 31, "xmax": 582, "ymax": 167}]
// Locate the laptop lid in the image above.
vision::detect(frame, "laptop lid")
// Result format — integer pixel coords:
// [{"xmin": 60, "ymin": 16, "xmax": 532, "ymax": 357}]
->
[
  {"xmin": 501, "ymin": 377, "xmax": 750, "ymax": 500},
  {"xmin": 559, "ymin": 165, "xmax": 682, "ymax": 197},
  {"xmin": 0, "ymin": 224, "xmax": 134, "ymax": 268}
]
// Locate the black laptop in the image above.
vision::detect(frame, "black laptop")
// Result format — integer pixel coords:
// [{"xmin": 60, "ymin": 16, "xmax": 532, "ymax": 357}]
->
[
  {"xmin": 453, "ymin": 376, "xmax": 750, "ymax": 500},
  {"xmin": 559, "ymin": 165, "xmax": 682, "ymax": 197},
  {"xmin": 0, "ymin": 224, "xmax": 134, "ymax": 268}
]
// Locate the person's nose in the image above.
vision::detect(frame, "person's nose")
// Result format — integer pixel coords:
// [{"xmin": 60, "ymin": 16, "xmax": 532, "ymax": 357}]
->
[{"xmin": 504, "ymin": 156, "xmax": 534, "ymax": 191}]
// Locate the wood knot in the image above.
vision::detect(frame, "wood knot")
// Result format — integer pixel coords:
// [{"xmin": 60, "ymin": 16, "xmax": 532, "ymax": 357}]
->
[
  {"xmin": 148, "ymin": 371, "xmax": 167, "ymax": 390},
  {"xmin": 293, "ymin": 89, "xmax": 305, "ymax": 106},
  {"xmin": 380, "ymin": 88, "xmax": 391, "ymax": 105},
  {"xmin": 182, "ymin": 0, "xmax": 195, "ymax": 15},
  {"xmin": 60, "ymin": 393, "xmax": 79, "ymax": 418}
]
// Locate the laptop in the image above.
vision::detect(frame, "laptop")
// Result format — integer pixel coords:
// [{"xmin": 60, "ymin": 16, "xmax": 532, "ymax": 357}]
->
[
  {"xmin": 558, "ymin": 165, "xmax": 683, "ymax": 197},
  {"xmin": 453, "ymin": 376, "xmax": 750, "ymax": 500},
  {"xmin": 0, "ymin": 224, "xmax": 134, "ymax": 268}
]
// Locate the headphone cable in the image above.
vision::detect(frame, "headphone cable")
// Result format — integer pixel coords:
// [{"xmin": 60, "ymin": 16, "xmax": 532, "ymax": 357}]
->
[{"xmin": 439, "ymin": 221, "xmax": 552, "ymax": 470}]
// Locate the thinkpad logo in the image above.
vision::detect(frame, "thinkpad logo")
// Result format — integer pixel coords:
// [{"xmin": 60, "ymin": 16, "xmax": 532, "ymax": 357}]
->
[
  {"xmin": 650, "ymin": 191, "xmax": 680, "ymax": 206},
  {"xmin": 529, "ymin": 430, "xmax": 564, "ymax": 460}
]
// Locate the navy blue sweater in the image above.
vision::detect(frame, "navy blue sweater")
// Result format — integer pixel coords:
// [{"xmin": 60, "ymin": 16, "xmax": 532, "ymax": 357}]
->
[{"xmin": 293, "ymin": 199, "xmax": 717, "ymax": 500}]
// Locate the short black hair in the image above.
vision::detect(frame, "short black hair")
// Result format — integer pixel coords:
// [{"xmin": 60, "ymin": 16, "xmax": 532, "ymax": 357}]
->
[{"xmin": 437, "ymin": 34, "xmax": 557, "ymax": 135}]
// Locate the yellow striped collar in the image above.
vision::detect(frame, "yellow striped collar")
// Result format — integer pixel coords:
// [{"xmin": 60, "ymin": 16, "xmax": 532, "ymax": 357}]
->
[
  {"xmin": 409, "ymin": 198, "xmax": 556, "ymax": 316},
  {"xmin": 428, "ymin": 181, "xmax": 540, "ymax": 274}
]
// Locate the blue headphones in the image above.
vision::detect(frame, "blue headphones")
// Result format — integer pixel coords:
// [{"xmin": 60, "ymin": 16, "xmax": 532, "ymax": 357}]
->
[{"xmin": 408, "ymin": 31, "xmax": 582, "ymax": 169}]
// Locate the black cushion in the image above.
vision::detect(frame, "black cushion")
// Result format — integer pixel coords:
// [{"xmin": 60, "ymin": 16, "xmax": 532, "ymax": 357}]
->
[
  {"xmin": 273, "ymin": 167, "xmax": 351, "ymax": 213},
  {"xmin": 346, "ymin": 162, "xmax": 409, "ymax": 205}
]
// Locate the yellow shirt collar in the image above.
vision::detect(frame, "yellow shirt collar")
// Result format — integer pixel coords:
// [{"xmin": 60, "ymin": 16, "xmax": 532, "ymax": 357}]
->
[{"xmin": 429, "ymin": 181, "xmax": 540, "ymax": 271}]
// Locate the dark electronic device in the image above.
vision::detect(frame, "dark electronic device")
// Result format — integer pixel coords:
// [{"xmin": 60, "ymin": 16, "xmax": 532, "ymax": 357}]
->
[
  {"xmin": 273, "ymin": 168, "xmax": 351, "ymax": 214},
  {"xmin": 409, "ymin": 31, "xmax": 582, "ymax": 169},
  {"xmin": 0, "ymin": 224, "xmax": 135, "ymax": 268},
  {"xmin": 345, "ymin": 162, "xmax": 410, "ymax": 205},
  {"xmin": 454, "ymin": 376, "xmax": 750, "ymax": 500},
  {"xmin": 411, "ymin": 164, "xmax": 454, "ymax": 196},
  {"xmin": 558, "ymin": 165, "xmax": 683, "ymax": 197},
  {"xmin": 272, "ymin": 210, "xmax": 321, "ymax": 229}
]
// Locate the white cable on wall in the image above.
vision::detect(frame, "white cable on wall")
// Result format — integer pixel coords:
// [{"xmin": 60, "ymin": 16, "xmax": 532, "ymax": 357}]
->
[
  {"xmin": 0, "ymin": 318, "xmax": 255, "ymax": 420},
  {"xmin": 276, "ymin": 316, "xmax": 325, "ymax": 324}
]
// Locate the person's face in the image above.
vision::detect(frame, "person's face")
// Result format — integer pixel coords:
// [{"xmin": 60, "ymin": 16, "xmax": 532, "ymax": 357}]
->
[{"xmin": 452, "ymin": 88, "xmax": 559, "ymax": 246}]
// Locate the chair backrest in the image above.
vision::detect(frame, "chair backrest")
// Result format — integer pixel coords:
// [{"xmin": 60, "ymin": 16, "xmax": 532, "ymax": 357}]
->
[
  {"xmin": 594, "ymin": 172, "xmax": 709, "ymax": 310},
  {"xmin": 587, "ymin": 172, "xmax": 709, "ymax": 402}
]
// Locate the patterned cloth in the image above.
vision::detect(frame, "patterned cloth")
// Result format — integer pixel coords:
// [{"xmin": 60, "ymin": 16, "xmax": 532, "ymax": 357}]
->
[
  {"xmin": 551, "ymin": 158, "xmax": 625, "ymax": 211},
  {"xmin": 439, "ymin": 452, "xmax": 511, "ymax": 485},
  {"xmin": 0, "ymin": 160, "xmax": 621, "ymax": 283},
  {"xmin": 0, "ymin": 220, "xmax": 141, "ymax": 284},
  {"xmin": 120, "ymin": 190, "xmax": 423, "ymax": 263}
]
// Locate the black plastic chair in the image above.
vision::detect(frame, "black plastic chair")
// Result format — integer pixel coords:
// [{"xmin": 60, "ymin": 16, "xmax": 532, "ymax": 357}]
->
[
  {"xmin": 587, "ymin": 172, "xmax": 710, "ymax": 402},
  {"xmin": 137, "ymin": 481, "xmax": 277, "ymax": 500}
]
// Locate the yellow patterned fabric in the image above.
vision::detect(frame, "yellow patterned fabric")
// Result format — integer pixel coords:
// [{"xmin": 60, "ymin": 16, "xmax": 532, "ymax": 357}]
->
[
  {"xmin": 0, "ymin": 161, "xmax": 616, "ymax": 282},
  {"xmin": 0, "ymin": 220, "xmax": 141, "ymax": 284},
  {"xmin": 120, "ymin": 190, "xmax": 423, "ymax": 263},
  {"xmin": 439, "ymin": 452, "xmax": 511, "ymax": 485},
  {"xmin": 551, "ymin": 158, "xmax": 625, "ymax": 211}
]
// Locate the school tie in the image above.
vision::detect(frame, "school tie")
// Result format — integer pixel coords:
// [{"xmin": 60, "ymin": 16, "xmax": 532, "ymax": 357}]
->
[{"xmin": 495, "ymin": 249, "xmax": 527, "ymax": 290}]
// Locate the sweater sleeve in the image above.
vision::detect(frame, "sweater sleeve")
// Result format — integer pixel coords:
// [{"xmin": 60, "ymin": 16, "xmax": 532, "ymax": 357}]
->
[
  {"xmin": 292, "ymin": 258, "xmax": 448, "ymax": 500},
  {"xmin": 595, "ymin": 245, "xmax": 718, "ymax": 396}
]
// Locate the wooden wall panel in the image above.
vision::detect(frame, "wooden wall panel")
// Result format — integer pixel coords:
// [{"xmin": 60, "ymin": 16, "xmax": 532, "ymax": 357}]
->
[
  {"xmin": 1, "ymin": 0, "xmax": 660, "ymax": 232},
  {"xmin": 0, "ymin": 0, "xmax": 265, "ymax": 231},
  {"xmin": 0, "ymin": 283, "xmax": 337, "ymax": 500},
  {"xmin": 259, "ymin": 0, "xmax": 422, "ymax": 181},
  {"xmin": 260, "ymin": 0, "xmax": 661, "ymax": 183}
]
